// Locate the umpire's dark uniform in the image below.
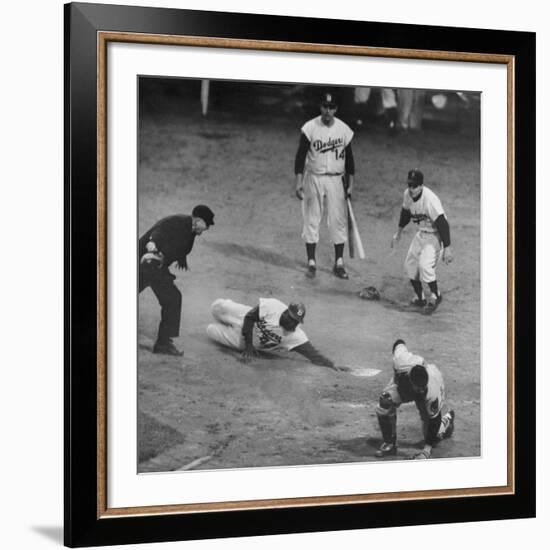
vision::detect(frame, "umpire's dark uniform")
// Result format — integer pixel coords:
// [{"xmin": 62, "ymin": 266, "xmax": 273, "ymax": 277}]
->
[{"xmin": 139, "ymin": 206, "xmax": 214, "ymax": 355}]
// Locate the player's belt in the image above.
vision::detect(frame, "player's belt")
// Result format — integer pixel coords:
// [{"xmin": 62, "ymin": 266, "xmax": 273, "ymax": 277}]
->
[
  {"xmin": 418, "ymin": 230, "xmax": 442, "ymax": 242},
  {"xmin": 315, "ymin": 172, "xmax": 344, "ymax": 176}
]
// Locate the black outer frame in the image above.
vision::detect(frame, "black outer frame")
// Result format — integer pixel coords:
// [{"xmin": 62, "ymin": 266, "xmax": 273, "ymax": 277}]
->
[{"xmin": 64, "ymin": 2, "xmax": 536, "ymax": 547}]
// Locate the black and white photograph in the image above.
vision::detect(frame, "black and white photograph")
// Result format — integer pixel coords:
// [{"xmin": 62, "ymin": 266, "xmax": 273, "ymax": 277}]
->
[{"xmin": 137, "ymin": 78, "xmax": 480, "ymax": 472}]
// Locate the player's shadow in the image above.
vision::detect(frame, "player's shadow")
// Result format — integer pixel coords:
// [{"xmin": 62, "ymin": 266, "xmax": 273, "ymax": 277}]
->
[
  {"xmin": 205, "ymin": 241, "xmax": 300, "ymax": 271},
  {"xmin": 364, "ymin": 436, "xmax": 384, "ymax": 450},
  {"xmin": 209, "ymin": 342, "xmax": 282, "ymax": 362},
  {"xmin": 138, "ymin": 342, "xmax": 155, "ymax": 353},
  {"xmin": 322, "ymin": 286, "xmax": 365, "ymax": 300},
  {"xmin": 138, "ymin": 340, "xmax": 187, "ymax": 355},
  {"xmin": 331, "ymin": 436, "xmax": 378, "ymax": 457},
  {"xmin": 380, "ymin": 298, "xmax": 422, "ymax": 314},
  {"xmin": 331, "ymin": 436, "xmax": 428, "ymax": 462}
]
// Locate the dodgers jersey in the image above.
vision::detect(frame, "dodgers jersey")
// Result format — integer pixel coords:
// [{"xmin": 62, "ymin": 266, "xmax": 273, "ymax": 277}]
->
[
  {"xmin": 392, "ymin": 343, "xmax": 445, "ymax": 419},
  {"xmin": 254, "ymin": 298, "xmax": 308, "ymax": 351},
  {"xmin": 402, "ymin": 186, "xmax": 446, "ymax": 233},
  {"xmin": 301, "ymin": 116, "xmax": 354, "ymax": 175}
]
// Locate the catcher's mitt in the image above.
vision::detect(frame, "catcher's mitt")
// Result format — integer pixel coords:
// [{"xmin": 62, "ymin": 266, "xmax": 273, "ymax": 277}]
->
[{"xmin": 358, "ymin": 286, "xmax": 381, "ymax": 301}]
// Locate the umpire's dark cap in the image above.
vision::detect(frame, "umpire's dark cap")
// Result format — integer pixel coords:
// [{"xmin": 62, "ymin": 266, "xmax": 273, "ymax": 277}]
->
[
  {"xmin": 407, "ymin": 169, "xmax": 424, "ymax": 187},
  {"xmin": 287, "ymin": 302, "xmax": 306, "ymax": 324},
  {"xmin": 192, "ymin": 204, "xmax": 215, "ymax": 226},
  {"xmin": 320, "ymin": 92, "xmax": 337, "ymax": 107}
]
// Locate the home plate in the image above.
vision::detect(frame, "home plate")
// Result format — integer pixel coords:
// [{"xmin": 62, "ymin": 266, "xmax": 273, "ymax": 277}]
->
[{"xmin": 347, "ymin": 366, "xmax": 382, "ymax": 377}]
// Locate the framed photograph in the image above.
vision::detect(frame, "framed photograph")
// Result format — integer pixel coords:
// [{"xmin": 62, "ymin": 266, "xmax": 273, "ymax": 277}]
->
[{"xmin": 64, "ymin": 2, "xmax": 535, "ymax": 547}]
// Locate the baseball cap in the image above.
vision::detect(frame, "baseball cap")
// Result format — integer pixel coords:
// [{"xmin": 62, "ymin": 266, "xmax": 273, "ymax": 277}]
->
[
  {"xmin": 407, "ymin": 169, "xmax": 424, "ymax": 187},
  {"xmin": 320, "ymin": 92, "xmax": 337, "ymax": 108},
  {"xmin": 287, "ymin": 302, "xmax": 306, "ymax": 323},
  {"xmin": 192, "ymin": 204, "xmax": 215, "ymax": 226}
]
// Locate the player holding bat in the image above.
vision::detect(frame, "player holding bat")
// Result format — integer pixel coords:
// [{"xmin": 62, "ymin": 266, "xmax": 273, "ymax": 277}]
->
[{"xmin": 294, "ymin": 91, "xmax": 356, "ymax": 279}]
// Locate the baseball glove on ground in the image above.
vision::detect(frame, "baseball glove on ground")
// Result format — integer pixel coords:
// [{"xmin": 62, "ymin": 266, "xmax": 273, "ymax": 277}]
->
[{"xmin": 358, "ymin": 286, "xmax": 381, "ymax": 301}]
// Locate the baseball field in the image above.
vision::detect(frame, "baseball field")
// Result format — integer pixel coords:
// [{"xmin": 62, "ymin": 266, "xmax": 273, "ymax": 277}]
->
[{"xmin": 137, "ymin": 80, "xmax": 480, "ymax": 472}]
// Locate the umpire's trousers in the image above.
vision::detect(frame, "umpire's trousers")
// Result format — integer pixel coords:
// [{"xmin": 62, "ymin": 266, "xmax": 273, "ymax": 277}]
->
[{"xmin": 139, "ymin": 267, "xmax": 182, "ymax": 342}]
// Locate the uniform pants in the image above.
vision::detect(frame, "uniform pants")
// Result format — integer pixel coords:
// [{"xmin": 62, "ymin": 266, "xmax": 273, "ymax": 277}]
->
[
  {"xmin": 404, "ymin": 231, "xmax": 442, "ymax": 283},
  {"xmin": 139, "ymin": 267, "xmax": 182, "ymax": 341},
  {"xmin": 397, "ymin": 89, "xmax": 426, "ymax": 130},
  {"xmin": 206, "ymin": 299, "xmax": 251, "ymax": 350},
  {"xmin": 301, "ymin": 173, "xmax": 347, "ymax": 244},
  {"xmin": 354, "ymin": 87, "xmax": 371, "ymax": 104},
  {"xmin": 381, "ymin": 88, "xmax": 397, "ymax": 109}
]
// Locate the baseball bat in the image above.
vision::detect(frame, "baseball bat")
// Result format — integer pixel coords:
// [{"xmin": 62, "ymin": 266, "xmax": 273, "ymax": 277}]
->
[
  {"xmin": 346, "ymin": 199, "xmax": 366, "ymax": 260},
  {"xmin": 347, "ymin": 200, "xmax": 355, "ymax": 258}
]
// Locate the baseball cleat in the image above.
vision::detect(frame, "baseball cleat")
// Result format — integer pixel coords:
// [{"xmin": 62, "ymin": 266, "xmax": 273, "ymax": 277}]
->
[
  {"xmin": 153, "ymin": 339, "xmax": 184, "ymax": 356},
  {"xmin": 375, "ymin": 442, "xmax": 397, "ymax": 458},
  {"xmin": 306, "ymin": 263, "xmax": 317, "ymax": 279},
  {"xmin": 333, "ymin": 264, "xmax": 349, "ymax": 279},
  {"xmin": 441, "ymin": 409, "xmax": 455, "ymax": 439},
  {"xmin": 410, "ymin": 297, "xmax": 427, "ymax": 307},
  {"xmin": 423, "ymin": 293, "xmax": 442, "ymax": 315}
]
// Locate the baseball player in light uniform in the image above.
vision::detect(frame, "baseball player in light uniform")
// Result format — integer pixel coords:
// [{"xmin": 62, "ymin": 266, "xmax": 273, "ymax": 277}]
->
[
  {"xmin": 391, "ymin": 169, "xmax": 453, "ymax": 313},
  {"xmin": 375, "ymin": 339, "xmax": 455, "ymax": 459},
  {"xmin": 206, "ymin": 297, "xmax": 348, "ymax": 371},
  {"xmin": 380, "ymin": 88, "xmax": 398, "ymax": 133},
  {"xmin": 294, "ymin": 92, "xmax": 356, "ymax": 279}
]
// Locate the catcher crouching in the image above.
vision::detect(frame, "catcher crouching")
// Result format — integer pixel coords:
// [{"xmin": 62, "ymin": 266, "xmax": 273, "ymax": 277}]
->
[{"xmin": 375, "ymin": 339, "xmax": 455, "ymax": 459}]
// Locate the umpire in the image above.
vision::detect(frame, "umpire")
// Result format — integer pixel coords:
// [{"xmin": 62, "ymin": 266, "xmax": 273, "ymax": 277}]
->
[{"xmin": 139, "ymin": 205, "xmax": 215, "ymax": 356}]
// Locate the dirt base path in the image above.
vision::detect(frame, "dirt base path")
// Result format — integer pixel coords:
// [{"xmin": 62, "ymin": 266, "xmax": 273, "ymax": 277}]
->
[{"xmin": 138, "ymin": 103, "xmax": 480, "ymax": 471}]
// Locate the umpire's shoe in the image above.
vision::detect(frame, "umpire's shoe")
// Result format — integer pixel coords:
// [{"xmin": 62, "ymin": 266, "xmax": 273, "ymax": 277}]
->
[
  {"xmin": 153, "ymin": 337, "xmax": 184, "ymax": 356},
  {"xmin": 375, "ymin": 442, "xmax": 397, "ymax": 458}
]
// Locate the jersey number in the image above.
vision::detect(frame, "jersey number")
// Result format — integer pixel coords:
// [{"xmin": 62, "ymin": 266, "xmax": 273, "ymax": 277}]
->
[{"xmin": 334, "ymin": 149, "xmax": 345, "ymax": 160}]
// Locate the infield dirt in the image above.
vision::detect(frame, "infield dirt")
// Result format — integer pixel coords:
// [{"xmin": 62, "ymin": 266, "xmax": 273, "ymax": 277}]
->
[{"xmin": 137, "ymin": 85, "xmax": 480, "ymax": 472}]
